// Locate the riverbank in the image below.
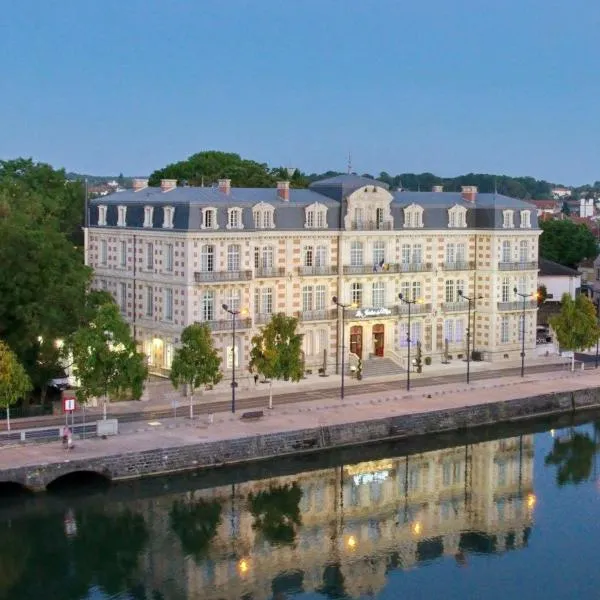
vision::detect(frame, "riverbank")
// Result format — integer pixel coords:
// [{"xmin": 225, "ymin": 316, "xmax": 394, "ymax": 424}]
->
[{"xmin": 1, "ymin": 369, "xmax": 599, "ymax": 492}]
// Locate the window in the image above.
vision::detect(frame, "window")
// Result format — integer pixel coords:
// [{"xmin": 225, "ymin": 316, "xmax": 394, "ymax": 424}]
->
[
  {"xmin": 200, "ymin": 245, "xmax": 215, "ymax": 272},
  {"xmin": 411, "ymin": 321, "xmax": 423, "ymax": 345},
  {"xmin": 501, "ymin": 316, "xmax": 509, "ymax": 343},
  {"xmin": 202, "ymin": 208, "xmax": 217, "ymax": 229},
  {"xmin": 442, "ymin": 461, "xmax": 463, "ymax": 486},
  {"xmin": 376, "ymin": 208, "xmax": 384, "ymax": 228},
  {"xmin": 446, "ymin": 243, "xmax": 456, "ymax": 264},
  {"xmin": 119, "ymin": 282, "xmax": 127, "ymax": 312},
  {"xmin": 253, "ymin": 204, "xmax": 275, "ymax": 229},
  {"xmin": 351, "ymin": 282, "xmax": 363, "ymax": 307},
  {"xmin": 497, "ymin": 460, "xmax": 507, "ymax": 486},
  {"xmin": 518, "ymin": 314, "xmax": 525, "ymax": 341},
  {"xmin": 448, "ymin": 206, "xmax": 467, "ymax": 228},
  {"xmin": 403, "ymin": 205, "xmax": 424, "ymax": 228},
  {"xmin": 302, "ymin": 286, "xmax": 314, "ymax": 312},
  {"xmin": 98, "ymin": 205, "xmax": 107, "ymax": 226},
  {"xmin": 101, "ymin": 280, "xmax": 107, "ymax": 290},
  {"xmin": 502, "ymin": 210, "xmax": 514, "ymax": 229},
  {"xmin": 502, "ymin": 241, "xmax": 511, "ymax": 263},
  {"xmin": 100, "ymin": 240, "xmax": 108, "ymax": 266},
  {"xmin": 315, "ymin": 285, "xmax": 326, "ymax": 310},
  {"xmin": 316, "ymin": 210, "xmax": 326, "ymax": 228},
  {"xmin": 305, "ymin": 203, "xmax": 327, "ymax": 229},
  {"xmin": 201, "ymin": 290, "xmax": 214, "ymax": 321},
  {"xmin": 306, "ymin": 210, "xmax": 314, "ymax": 228},
  {"xmin": 400, "ymin": 281, "xmax": 421, "ymax": 301},
  {"xmin": 165, "ymin": 244, "xmax": 174, "ymax": 272},
  {"xmin": 145, "ymin": 286, "xmax": 153, "ymax": 317},
  {"xmin": 456, "ymin": 243, "xmax": 466, "ymax": 262},
  {"xmin": 316, "ymin": 329, "xmax": 328, "ymax": 355},
  {"xmin": 372, "ymin": 241, "xmax": 385, "ymax": 266},
  {"xmin": 501, "ymin": 277, "xmax": 510, "ymax": 302},
  {"xmin": 444, "ymin": 318, "xmax": 464, "ymax": 342},
  {"xmin": 303, "ymin": 331, "xmax": 314, "ymax": 356},
  {"xmin": 143, "ymin": 206, "xmax": 153, "ymax": 228},
  {"xmin": 225, "ymin": 289, "xmax": 241, "ymax": 312},
  {"xmin": 117, "ymin": 205, "xmax": 127, "ymax": 227},
  {"xmin": 261, "ymin": 288, "xmax": 273, "ymax": 314},
  {"xmin": 350, "ymin": 241, "xmax": 363, "ymax": 266},
  {"xmin": 517, "ymin": 275, "xmax": 527, "ymax": 295},
  {"xmin": 227, "ymin": 208, "xmax": 243, "ymax": 229},
  {"xmin": 372, "ymin": 281, "xmax": 385, "ymax": 308},
  {"xmin": 146, "ymin": 242, "xmax": 154, "ymax": 269},
  {"xmin": 304, "ymin": 246, "xmax": 314, "ymax": 267},
  {"xmin": 261, "ymin": 246, "xmax": 274, "ymax": 268},
  {"xmin": 520, "ymin": 210, "xmax": 531, "ymax": 228},
  {"xmin": 412, "ymin": 244, "xmax": 423, "ymax": 264},
  {"xmin": 401, "ymin": 244, "xmax": 411, "ymax": 264},
  {"xmin": 164, "ymin": 288, "xmax": 173, "ymax": 321},
  {"xmin": 119, "ymin": 240, "xmax": 127, "ymax": 267},
  {"xmin": 519, "ymin": 240, "xmax": 529, "ymax": 263},
  {"xmin": 354, "ymin": 207, "xmax": 364, "ymax": 225},
  {"xmin": 445, "ymin": 280, "xmax": 454, "ymax": 303},
  {"xmin": 163, "ymin": 206, "xmax": 175, "ymax": 229},
  {"xmin": 227, "ymin": 244, "xmax": 240, "ymax": 271},
  {"xmin": 445, "ymin": 280, "xmax": 464, "ymax": 303},
  {"xmin": 315, "ymin": 245, "xmax": 327, "ymax": 267}
]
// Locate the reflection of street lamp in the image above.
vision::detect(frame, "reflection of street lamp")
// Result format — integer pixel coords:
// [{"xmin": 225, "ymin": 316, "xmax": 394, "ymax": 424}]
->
[
  {"xmin": 411, "ymin": 521, "xmax": 422, "ymax": 536},
  {"xmin": 346, "ymin": 535, "xmax": 357, "ymax": 550},
  {"xmin": 238, "ymin": 558, "xmax": 250, "ymax": 574},
  {"xmin": 333, "ymin": 296, "xmax": 352, "ymax": 400},
  {"xmin": 526, "ymin": 493, "xmax": 536, "ymax": 509},
  {"xmin": 457, "ymin": 290, "xmax": 483, "ymax": 384},
  {"xmin": 398, "ymin": 294, "xmax": 420, "ymax": 391}
]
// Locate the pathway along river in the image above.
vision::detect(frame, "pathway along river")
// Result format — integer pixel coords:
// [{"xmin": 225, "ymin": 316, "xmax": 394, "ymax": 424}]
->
[{"xmin": 1, "ymin": 411, "xmax": 600, "ymax": 599}]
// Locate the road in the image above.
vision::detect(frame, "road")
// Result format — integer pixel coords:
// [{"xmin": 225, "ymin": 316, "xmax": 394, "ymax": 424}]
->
[{"xmin": 4, "ymin": 363, "xmax": 569, "ymax": 432}]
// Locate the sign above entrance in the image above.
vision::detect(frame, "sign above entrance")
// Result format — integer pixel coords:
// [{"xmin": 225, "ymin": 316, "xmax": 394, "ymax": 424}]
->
[{"xmin": 354, "ymin": 307, "xmax": 392, "ymax": 319}]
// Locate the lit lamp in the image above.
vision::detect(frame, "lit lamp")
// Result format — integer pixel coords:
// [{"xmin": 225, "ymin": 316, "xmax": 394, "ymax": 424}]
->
[{"xmin": 457, "ymin": 290, "xmax": 483, "ymax": 384}]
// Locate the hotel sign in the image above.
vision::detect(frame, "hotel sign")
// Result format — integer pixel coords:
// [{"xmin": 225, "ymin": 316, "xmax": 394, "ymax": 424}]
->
[{"xmin": 354, "ymin": 307, "xmax": 392, "ymax": 319}]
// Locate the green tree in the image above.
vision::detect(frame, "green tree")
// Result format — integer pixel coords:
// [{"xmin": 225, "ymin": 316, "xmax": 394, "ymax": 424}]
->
[
  {"xmin": 169, "ymin": 323, "xmax": 222, "ymax": 419},
  {"xmin": 540, "ymin": 219, "xmax": 598, "ymax": 267},
  {"xmin": 550, "ymin": 293, "xmax": 600, "ymax": 370},
  {"xmin": 249, "ymin": 313, "xmax": 304, "ymax": 409},
  {"xmin": 545, "ymin": 432, "xmax": 596, "ymax": 486},
  {"xmin": 561, "ymin": 200, "xmax": 571, "ymax": 215},
  {"xmin": 0, "ymin": 340, "xmax": 32, "ymax": 430},
  {"xmin": 65, "ymin": 302, "xmax": 148, "ymax": 417},
  {"xmin": 537, "ymin": 284, "xmax": 548, "ymax": 307}
]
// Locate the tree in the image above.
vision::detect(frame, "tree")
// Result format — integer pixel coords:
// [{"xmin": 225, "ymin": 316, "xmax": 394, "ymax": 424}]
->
[
  {"xmin": 561, "ymin": 200, "xmax": 571, "ymax": 215},
  {"xmin": 249, "ymin": 313, "xmax": 304, "ymax": 410},
  {"xmin": 169, "ymin": 323, "xmax": 222, "ymax": 419},
  {"xmin": 540, "ymin": 219, "xmax": 598, "ymax": 267},
  {"xmin": 0, "ymin": 341, "xmax": 32, "ymax": 430},
  {"xmin": 550, "ymin": 293, "xmax": 600, "ymax": 370},
  {"xmin": 65, "ymin": 302, "xmax": 148, "ymax": 418},
  {"xmin": 537, "ymin": 284, "xmax": 548, "ymax": 307}
]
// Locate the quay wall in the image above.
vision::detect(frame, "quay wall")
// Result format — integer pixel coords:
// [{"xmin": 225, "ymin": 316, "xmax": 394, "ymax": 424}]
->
[{"xmin": 3, "ymin": 385, "xmax": 600, "ymax": 492}]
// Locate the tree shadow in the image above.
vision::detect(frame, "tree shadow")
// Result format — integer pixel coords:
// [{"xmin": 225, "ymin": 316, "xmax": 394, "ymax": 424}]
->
[{"xmin": 545, "ymin": 431, "xmax": 596, "ymax": 486}]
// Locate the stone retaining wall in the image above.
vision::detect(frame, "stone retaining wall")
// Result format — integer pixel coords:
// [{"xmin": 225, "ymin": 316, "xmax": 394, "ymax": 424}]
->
[{"xmin": 4, "ymin": 385, "xmax": 600, "ymax": 492}]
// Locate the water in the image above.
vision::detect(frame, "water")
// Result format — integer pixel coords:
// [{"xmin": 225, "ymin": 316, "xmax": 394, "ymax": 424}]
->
[{"xmin": 2, "ymin": 413, "xmax": 600, "ymax": 600}]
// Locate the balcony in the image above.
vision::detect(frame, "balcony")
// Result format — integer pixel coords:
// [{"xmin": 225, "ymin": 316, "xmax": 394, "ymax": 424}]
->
[
  {"xmin": 254, "ymin": 313, "xmax": 274, "ymax": 325},
  {"xmin": 497, "ymin": 300, "xmax": 538, "ymax": 311},
  {"xmin": 298, "ymin": 265, "xmax": 338, "ymax": 276},
  {"xmin": 296, "ymin": 309, "xmax": 338, "ymax": 322},
  {"xmin": 498, "ymin": 261, "xmax": 538, "ymax": 271},
  {"xmin": 442, "ymin": 261, "xmax": 475, "ymax": 271},
  {"xmin": 199, "ymin": 318, "xmax": 253, "ymax": 332},
  {"xmin": 442, "ymin": 302, "xmax": 468, "ymax": 313},
  {"xmin": 255, "ymin": 266, "xmax": 286, "ymax": 278},
  {"xmin": 397, "ymin": 302, "xmax": 432, "ymax": 316},
  {"xmin": 194, "ymin": 270, "xmax": 252, "ymax": 283},
  {"xmin": 343, "ymin": 264, "xmax": 401, "ymax": 275},
  {"xmin": 349, "ymin": 221, "xmax": 393, "ymax": 231},
  {"xmin": 399, "ymin": 262, "xmax": 433, "ymax": 273}
]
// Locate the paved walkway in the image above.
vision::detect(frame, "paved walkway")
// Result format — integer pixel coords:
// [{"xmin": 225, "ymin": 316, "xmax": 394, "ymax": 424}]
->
[{"xmin": 0, "ymin": 366, "xmax": 594, "ymax": 472}]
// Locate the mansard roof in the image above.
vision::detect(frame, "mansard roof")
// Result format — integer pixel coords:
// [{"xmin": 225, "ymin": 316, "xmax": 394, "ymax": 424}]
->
[{"xmin": 308, "ymin": 174, "xmax": 390, "ymax": 201}]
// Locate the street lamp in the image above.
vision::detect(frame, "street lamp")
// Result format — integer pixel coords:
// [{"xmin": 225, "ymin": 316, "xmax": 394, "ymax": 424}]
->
[
  {"xmin": 457, "ymin": 290, "xmax": 483, "ymax": 384},
  {"xmin": 398, "ymin": 293, "xmax": 419, "ymax": 391},
  {"xmin": 222, "ymin": 304, "xmax": 241, "ymax": 414},
  {"xmin": 333, "ymin": 296, "xmax": 351, "ymax": 400},
  {"xmin": 514, "ymin": 287, "xmax": 534, "ymax": 377}
]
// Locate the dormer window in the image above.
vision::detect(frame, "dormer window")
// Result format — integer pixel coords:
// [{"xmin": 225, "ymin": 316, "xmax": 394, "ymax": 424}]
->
[
  {"xmin": 143, "ymin": 206, "xmax": 154, "ymax": 228},
  {"xmin": 117, "ymin": 205, "xmax": 127, "ymax": 227},
  {"xmin": 305, "ymin": 202, "xmax": 328, "ymax": 229},
  {"xmin": 98, "ymin": 205, "xmax": 107, "ymax": 226},
  {"xmin": 201, "ymin": 207, "xmax": 218, "ymax": 230},
  {"xmin": 227, "ymin": 207, "xmax": 243, "ymax": 230},
  {"xmin": 520, "ymin": 210, "xmax": 531, "ymax": 228},
  {"xmin": 252, "ymin": 203, "xmax": 275, "ymax": 229},
  {"xmin": 403, "ymin": 204, "xmax": 424, "ymax": 228},
  {"xmin": 448, "ymin": 205, "xmax": 467, "ymax": 228},
  {"xmin": 503, "ymin": 210, "xmax": 514, "ymax": 229},
  {"xmin": 163, "ymin": 206, "xmax": 175, "ymax": 229}
]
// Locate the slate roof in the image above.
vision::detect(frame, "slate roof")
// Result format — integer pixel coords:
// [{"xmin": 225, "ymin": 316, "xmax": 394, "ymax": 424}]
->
[{"xmin": 539, "ymin": 258, "xmax": 581, "ymax": 277}]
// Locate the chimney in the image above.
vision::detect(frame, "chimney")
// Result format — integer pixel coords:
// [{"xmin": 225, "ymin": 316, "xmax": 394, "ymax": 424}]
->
[
  {"xmin": 277, "ymin": 180, "xmax": 290, "ymax": 201},
  {"xmin": 160, "ymin": 179, "xmax": 177, "ymax": 192},
  {"xmin": 461, "ymin": 185, "xmax": 478, "ymax": 203},
  {"xmin": 133, "ymin": 178, "xmax": 149, "ymax": 192},
  {"xmin": 432, "ymin": 185, "xmax": 443, "ymax": 192},
  {"xmin": 218, "ymin": 178, "xmax": 231, "ymax": 195}
]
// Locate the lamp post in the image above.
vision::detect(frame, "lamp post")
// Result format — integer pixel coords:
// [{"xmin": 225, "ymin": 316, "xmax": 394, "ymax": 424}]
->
[
  {"xmin": 398, "ymin": 294, "xmax": 419, "ymax": 391},
  {"xmin": 457, "ymin": 290, "xmax": 483, "ymax": 384},
  {"xmin": 595, "ymin": 298, "xmax": 600, "ymax": 369},
  {"xmin": 514, "ymin": 287, "xmax": 532, "ymax": 378},
  {"xmin": 222, "ymin": 304, "xmax": 239, "ymax": 414},
  {"xmin": 332, "ymin": 296, "xmax": 351, "ymax": 400}
]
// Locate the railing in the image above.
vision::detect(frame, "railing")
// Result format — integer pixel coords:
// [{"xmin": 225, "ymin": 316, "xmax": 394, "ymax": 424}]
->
[
  {"xmin": 349, "ymin": 221, "xmax": 393, "ymax": 231},
  {"xmin": 399, "ymin": 262, "xmax": 433, "ymax": 273},
  {"xmin": 296, "ymin": 309, "xmax": 338, "ymax": 322},
  {"xmin": 442, "ymin": 261, "xmax": 475, "ymax": 271},
  {"xmin": 497, "ymin": 300, "xmax": 538, "ymax": 311},
  {"xmin": 442, "ymin": 302, "xmax": 468, "ymax": 313},
  {"xmin": 298, "ymin": 265, "xmax": 338, "ymax": 276},
  {"xmin": 498, "ymin": 261, "xmax": 538, "ymax": 271},
  {"xmin": 194, "ymin": 270, "xmax": 252, "ymax": 283},
  {"xmin": 255, "ymin": 266, "xmax": 286, "ymax": 278},
  {"xmin": 254, "ymin": 313, "xmax": 274, "ymax": 325},
  {"xmin": 343, "ymin": 264, "xmax": 401, "ymax": 275},
  {"xmin": 397, "ymin": 302, "xmax": 432, "ymax": 315},
  {"xmin": 198, "ymin": 318, "xmax": 253, "ymax": 332}
]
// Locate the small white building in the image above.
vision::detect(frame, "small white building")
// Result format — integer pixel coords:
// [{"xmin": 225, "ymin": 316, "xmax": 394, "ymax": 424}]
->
[{"xmin": 538, "ymin": 258, "xmax": 581, "ymax": 302}]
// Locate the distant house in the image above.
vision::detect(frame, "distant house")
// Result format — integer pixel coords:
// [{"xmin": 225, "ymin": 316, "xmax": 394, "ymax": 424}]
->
[
  {"xmin": 529, "ymin": 199, "xmax": 559, "ymax": 217},
  {"xmin": 551, "ymin": 187, "xmax": 571, "ymax": 199},
  {"xmin": 538, "ymin": 258, "xmax": 581, "ymax": 302}
]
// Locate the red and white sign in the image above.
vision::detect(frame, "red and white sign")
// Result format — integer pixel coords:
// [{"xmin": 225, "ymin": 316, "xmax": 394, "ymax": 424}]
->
[{"xmin": 62, "ymin": 392, "xmax": 77, "ymax": 413}]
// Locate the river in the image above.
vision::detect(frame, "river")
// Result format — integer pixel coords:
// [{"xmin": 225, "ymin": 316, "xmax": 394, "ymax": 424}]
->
[{"xmin": 1, "ymin": 412, "xmax": 599, "ymax": 599}]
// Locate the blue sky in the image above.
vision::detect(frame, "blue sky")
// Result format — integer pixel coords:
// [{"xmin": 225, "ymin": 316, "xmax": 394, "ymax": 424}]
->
[{"xmin": 1, "ymin": 0, "xmax": 599, "ymax": 184}]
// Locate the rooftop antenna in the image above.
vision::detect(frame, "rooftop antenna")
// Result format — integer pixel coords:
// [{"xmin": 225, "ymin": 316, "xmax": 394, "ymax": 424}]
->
[
  {"xmin": 201, "ymin": 175, "xmax": 205, "ymax": 188},
  {"xmin": 347, "ymin": 152, "xmax": 352, "ymax": 174}
]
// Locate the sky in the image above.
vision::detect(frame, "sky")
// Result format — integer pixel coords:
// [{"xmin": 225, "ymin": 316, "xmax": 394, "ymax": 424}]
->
[{"xmin": 1, "ymin": 0, "xmax": 599, "ymax": 185}]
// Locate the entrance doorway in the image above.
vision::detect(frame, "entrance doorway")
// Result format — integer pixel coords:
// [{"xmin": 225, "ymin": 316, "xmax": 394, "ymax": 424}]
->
[
  {"xmin": 350, "ymin": 326, "xmax": 363, "ymax": 359},
  {"xmin": 373, "ymin": 324, "xmax": 385, "ymax": 356}
]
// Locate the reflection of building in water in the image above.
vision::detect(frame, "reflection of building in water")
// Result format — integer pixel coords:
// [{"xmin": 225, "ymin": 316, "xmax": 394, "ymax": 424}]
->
[{"xmin": 139, "ymin": 435, "xmax": 536, "ymax": 600}]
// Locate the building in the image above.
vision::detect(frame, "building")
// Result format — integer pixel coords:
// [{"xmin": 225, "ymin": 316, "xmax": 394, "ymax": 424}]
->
[
  {"xmin": 538, "ymin": 258, "xmax": 581, "ymax": 302},
  {"xmin": 551, "ymin": 187, "xmax": 571, "ymax": 200},
  {"xmin": 85, "ymin": 175, "xmax": 541, "ymax": 379},
  {"xmin": 529, "ymin": 199, "xmax": 560, "ymax": 217}
]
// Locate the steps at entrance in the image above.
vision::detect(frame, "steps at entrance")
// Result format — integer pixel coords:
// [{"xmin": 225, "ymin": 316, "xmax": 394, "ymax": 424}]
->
[{"xmin": 361, "ymin": 357, "xmax": 401, "ymax": 378}]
